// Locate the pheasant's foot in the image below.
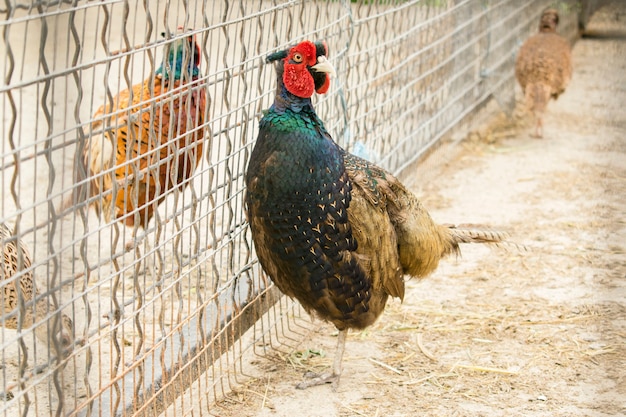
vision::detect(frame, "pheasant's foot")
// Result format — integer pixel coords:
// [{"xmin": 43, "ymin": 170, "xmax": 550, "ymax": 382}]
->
[
  {"xmin": 296, "ymin": 330, "xmax": 346, "ymax": 390},
  {"xmin": 295, "ymin": 371, "xmax": 340, "ymax": 390},
  {"xmin": 124, "ymin": 232, "xmax": 146, "ymax": 252},
  {"xmin": 531, "ymin": 126, "xmax": 543, "ymax": 139},
  {"xmin": 532, "ymin": 117, "xmax": 544, "ymax": 138},
  {"xmin": 124, "ymin": 239, "xmax": 137, "ymax": 252}
]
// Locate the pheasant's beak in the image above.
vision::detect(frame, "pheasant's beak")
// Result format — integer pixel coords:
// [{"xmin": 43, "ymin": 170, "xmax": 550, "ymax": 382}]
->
[{"xmin": 311, "ymin": 56, "xmax": 336, "ymax": 78}]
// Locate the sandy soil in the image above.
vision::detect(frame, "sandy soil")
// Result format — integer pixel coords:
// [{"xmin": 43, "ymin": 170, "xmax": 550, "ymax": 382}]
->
[{"xmin": 207, "ymin": 3, "xmax": 626, "ymax": 417}]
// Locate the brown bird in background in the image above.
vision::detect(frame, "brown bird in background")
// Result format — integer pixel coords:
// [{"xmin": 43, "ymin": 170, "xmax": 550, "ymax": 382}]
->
[
  {"xmin": 245, "ymin": 41, "xmax": 511, "ymax": 389},
  {"xmin": 69, "ymin": 29, "xmax": 207, "ymax": 237},
  {"xmin": 515, "ymin": 8, "xmax": 572, "ymax": 138},
  {"xmin": 0, "ymin": 223, "xmax": 74, "ymax": 355}
]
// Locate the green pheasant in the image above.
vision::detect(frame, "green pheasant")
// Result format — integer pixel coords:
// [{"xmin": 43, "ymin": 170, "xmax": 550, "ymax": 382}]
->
[{"xmin": 245, "ymin": 40, "xmax": 508, "ymax": 389}]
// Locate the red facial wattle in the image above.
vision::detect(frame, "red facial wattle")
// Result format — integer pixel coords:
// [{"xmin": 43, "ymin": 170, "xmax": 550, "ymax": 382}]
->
[
  {"xmin": 283, "ymin": 41, "xmax": 317, "ymax": 98},
  {"xmin": 316, "ymin": 74, "xmax": 330, "ymax": 94},
  {"xmin": 283, "ymin": 64, "xmax": 315, "ymax": 98},
  {"xmin": 193, "ymin": 40, "xmax": 201, "ymax": 67}
]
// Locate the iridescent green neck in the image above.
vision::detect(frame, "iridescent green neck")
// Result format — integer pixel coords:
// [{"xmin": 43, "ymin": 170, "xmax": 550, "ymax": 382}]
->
[
  {"xmin": 270, "ymin": 60, "xmax": 314, "ymax": 113},
  {"xmin": 156, "ymin": 41, "xmax": 200, "ymax": 80}
]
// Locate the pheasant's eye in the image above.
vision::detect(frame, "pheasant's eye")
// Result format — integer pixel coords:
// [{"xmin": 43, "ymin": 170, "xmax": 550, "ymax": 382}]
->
[{"xmin": 292, "ymin": 53, "xmax": 303, "ymax": 63}]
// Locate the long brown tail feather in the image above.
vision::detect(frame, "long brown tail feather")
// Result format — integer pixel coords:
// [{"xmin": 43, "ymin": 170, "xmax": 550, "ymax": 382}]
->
[{"xmin": 444, "ymin": 224, "xmax": 527, "ymax": 252}]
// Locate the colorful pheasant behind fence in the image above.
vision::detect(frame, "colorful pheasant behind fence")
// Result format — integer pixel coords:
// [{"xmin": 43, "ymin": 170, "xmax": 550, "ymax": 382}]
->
[
  {"xmin": 515, "ymin": 9, "xmax": 572, "ymax": 138},
  {"xmin": 71, "ymin": 29, "xmax": 207, "ymax": 234},
  {"xmin": 245, "ymin": 41, "xmax": 511, "ymax": 389},
  {"xmin": 0, "ymin": 223, "xmax": 74, "ymax": 356}
]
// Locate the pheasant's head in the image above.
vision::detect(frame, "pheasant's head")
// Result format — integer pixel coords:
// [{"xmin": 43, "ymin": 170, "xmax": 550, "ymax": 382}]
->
[
  {"xmin": 267, "ymin": 40, "xmax": 336, "ymax": 99},
  {"xmin": 157, "ymin": 28, "xmax": 201, "ymax": 80},
  {"xmin": 539, "ymin": 8, "xmax": 559, "ymax": 32}
]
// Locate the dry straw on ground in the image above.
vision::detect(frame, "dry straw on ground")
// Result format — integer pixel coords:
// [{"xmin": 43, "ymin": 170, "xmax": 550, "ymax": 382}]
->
[{"xmin": 207, "ymin": 3, "xmax": 625, "ymax": 416}]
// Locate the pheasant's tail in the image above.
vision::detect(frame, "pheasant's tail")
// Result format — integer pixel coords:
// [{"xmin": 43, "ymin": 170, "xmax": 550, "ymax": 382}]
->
[
  {"xmin": 57, "ymin": 150, "xmax": 91, "ymax": 220},
  {"xmin": 56, "ymin": 125, "xmax": 108, "ymax": 223},
  {"xmin": 445, "ymin": 224, "xmax": 527, "ymax": 252}
]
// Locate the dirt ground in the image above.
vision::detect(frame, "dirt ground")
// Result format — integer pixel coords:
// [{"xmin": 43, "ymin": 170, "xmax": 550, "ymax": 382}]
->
[{"xmin": 208, "ymin": 3, "xmax": 626, "ymax": 417}]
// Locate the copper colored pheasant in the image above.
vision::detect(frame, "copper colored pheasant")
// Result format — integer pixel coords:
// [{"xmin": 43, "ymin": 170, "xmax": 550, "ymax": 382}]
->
[
  {"xmin": 245, "ymin": 41, "xmax": 509, "ymax": 389},
  {"xmin": 74, "ymin": 29, "xmax": 207, "ymax": 232},
  {"xmin": 0, "ymin": 223, "xmax": 74, "ymax": 355},
  {"xmin": 516, "ymin": 9, "xmax": 572, "ymax": 138}
]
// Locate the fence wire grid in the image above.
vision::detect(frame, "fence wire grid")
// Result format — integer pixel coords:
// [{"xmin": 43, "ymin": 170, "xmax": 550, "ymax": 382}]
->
[{"xmin": 0, "ymin": 0, "xmax": 590, "ymax": 416}]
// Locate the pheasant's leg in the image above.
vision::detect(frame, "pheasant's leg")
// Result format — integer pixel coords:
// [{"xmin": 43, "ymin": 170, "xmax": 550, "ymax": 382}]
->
[
  {"xmin": 296, "ymin": 330, "xmax": 347, "ymax": 390},
  {"xmin": 331, "ymin": 329, "xmax": 346, "ymax": 382},
  {"xmin": 124, "ymin": 227, "xmax": 139, "ymax": 252},
  {"xmin": 532, "ymin": 115, "xmax": 544, "ymax": 139}
]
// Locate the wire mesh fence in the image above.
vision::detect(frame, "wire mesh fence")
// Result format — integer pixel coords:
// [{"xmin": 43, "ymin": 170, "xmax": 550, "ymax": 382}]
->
[{"xmin": 0, "ymin": 0, "xmax": 588, "ymax": 415}]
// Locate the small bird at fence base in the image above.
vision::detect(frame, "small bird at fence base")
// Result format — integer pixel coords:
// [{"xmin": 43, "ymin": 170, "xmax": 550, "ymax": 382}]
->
[
  {"xmin": 245, "ymin": 40, "xmax": 514, "ymax": 390},
  {"xmin": 515, "ymin": 8, "xmax": 572, "ymax": 138},
  {"xmin": 66, "ymin": 28, "xmax": 207, "ymax": 243},
  {"xmin": 1, "ymin": 223, "xmax": 75, "ymax": 357}
]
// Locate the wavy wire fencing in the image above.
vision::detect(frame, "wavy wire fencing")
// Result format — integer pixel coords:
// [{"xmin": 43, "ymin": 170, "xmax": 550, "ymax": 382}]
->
[{"xmin": 0, "ymin": 0, "xmax": 584, "ymax": 416}]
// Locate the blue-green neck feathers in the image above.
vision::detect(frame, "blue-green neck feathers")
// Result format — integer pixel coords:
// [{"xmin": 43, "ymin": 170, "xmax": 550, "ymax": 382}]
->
[
  {"xmin": 156, "ymin": 37, "xmax": 200, "ymax": 81},
  {"xmin": 272, "ymin": 83, "xmax": 313, "ymax": 114},
  {"xmin": 270, "ymin": 59, "xmax": 313, "ymax": 114},
  {"xmin": 255, "ymin": 105, "xmax": 342, "ymax": 199},
  {"xmin": 255, "ymin": 53, "xmax": 338, "ymax": 185}
]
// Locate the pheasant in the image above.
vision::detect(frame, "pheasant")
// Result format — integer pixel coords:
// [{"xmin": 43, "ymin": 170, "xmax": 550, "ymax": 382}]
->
[
  {"xmin": 1, "ymin": 223, "xmax": 74, "ymax": 355},
  {"xmin": 245, "ymin": 40, "xmax": 509, "ymax": 389},
  {"xmin": 71, "ymin": 28, "xmax": 207, "ymax": 234},
  {"xmin": 515, "ymin": 8, "xmax": 572, "ymax": 138}
]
